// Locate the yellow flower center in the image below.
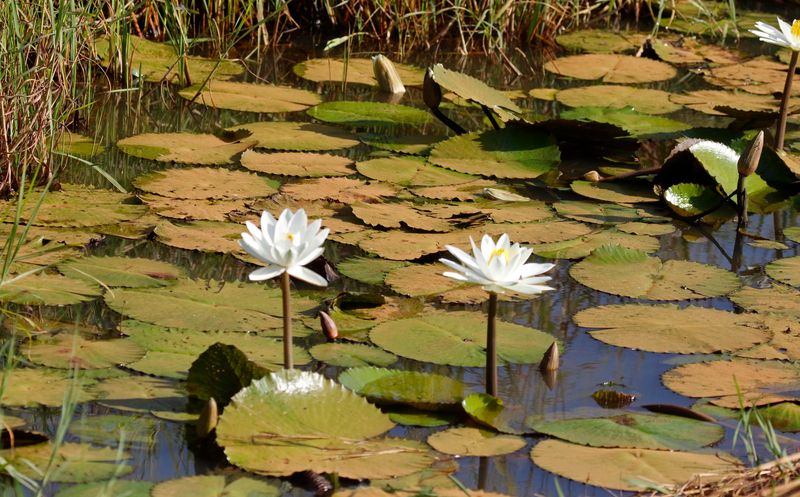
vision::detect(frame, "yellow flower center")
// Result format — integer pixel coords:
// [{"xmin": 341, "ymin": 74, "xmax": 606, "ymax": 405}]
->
[
  {"xmin": 488, "ymin": 247, "xmax": 509, "ymax": 264},
  {"xmin": 793, "ymin": 20, "xmax": 800, "ymax": 38},
  {"xmin": 286, "ymin": 233, "xmax": 295, "ymax": 242}
]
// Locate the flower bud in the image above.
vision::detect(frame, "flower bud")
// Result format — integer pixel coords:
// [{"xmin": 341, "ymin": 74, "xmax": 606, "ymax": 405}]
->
[
  {"xmin": 372, "ymin": 55, "xmax": 405, "ymax": 95},
  {"xmin": 737, "ymin": 130, "xmax": 764, "ymax": 177},
  {"xmin": 423, "ymin": 67, "xmax": 442, "ymax": 109},
  {"xmin": 583, "ymin": 170, "xmax": 602, "ymax": 182},
  {"xmin": 539, "ymin": 342, "xmax": 560, "ymax": 372},
  {"xmin": 320, "ymin": 310, "xmax": 338, "ymax": 341},
  {"xmin": 195, "ymin": 397, "xmax": 218, "ymax": 439}
]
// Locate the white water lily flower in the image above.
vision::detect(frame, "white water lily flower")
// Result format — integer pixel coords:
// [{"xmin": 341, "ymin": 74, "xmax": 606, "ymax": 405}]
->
[
  {"xmin": 750, "ymin": 18, "xmax": 800, "ymax": 51},
  {"xmin": 440, "ymin": 233, "xmax": 555, "ymax": 294},
  {"xmin": 239, "ymin": 208, "xmax": 329, "ymax": 286}
]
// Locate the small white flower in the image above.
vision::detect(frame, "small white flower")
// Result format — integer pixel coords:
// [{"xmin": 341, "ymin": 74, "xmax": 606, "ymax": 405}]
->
[
  {"xmin": 440, "ymin": 233, "xmax": 555, "ymax": 295},
  {"xmin": 239, "ymin": 208, "xmax": 329, "ymax": 286},
  {"xmin": 750, "ymin": 18, "xmax": 800, "ymax": 51}
]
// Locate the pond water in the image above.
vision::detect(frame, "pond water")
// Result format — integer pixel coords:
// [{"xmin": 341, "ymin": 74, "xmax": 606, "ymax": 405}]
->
[{"xmin": 3, "ymin": 13, "xmax": 800, "ymax": 497}]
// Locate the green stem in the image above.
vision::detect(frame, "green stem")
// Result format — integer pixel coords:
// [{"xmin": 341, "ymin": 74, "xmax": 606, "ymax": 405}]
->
[
  {"xmin": 280, "ymin": 271, "xmax": 293, "ymax": 369},
  {"xmin": 775, "ymin": 50, "xmax": 799, "ymax": 151},
  {"xmin": 486, "ymin": 292, "xmax": 498, "ymax": 397},
  {"xmin": 736, "ymin": 173, "xmax": 748, "ymax": 226}
]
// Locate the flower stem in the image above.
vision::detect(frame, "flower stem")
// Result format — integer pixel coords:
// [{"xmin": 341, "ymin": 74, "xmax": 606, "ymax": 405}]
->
[
  {"xmin": 486, "ymin": 292, "xmax": 498, "ymax": 397},
  {"xmin": 776, "ymin": 50, "xmax": 799, "ymax": 151},
  {"xmin": 280, "ymin": 271, "xmax": 293, "ymax": 369}
]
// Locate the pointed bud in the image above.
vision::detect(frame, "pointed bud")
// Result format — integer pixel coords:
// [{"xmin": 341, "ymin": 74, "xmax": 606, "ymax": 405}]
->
[
  {"xmin": 195, "ymin": 397, "xmax": 218, "ymax": 439},
  {"xmin": 738, "ymin": 130, "xmax": 764, "ymax": 177},
  {"xmin": 539, "ymin": 342, "xmax": 560, "ymax": 372},
  {"xmin": 320, "ymin": 310, "xmax": 338, "ymax": 341},
  {"xmin": 423, "ymin": 67, "xmax": 442, "ymax": 110},
  {"xmin": 372, "ymin": 55, "xmax": 406, "ymax": 94},
  {"xmin": 542, "ymin": 369, "xmax": 557, "ymax": 390},
  {"xmin": 583, "ymin": 170, "xmax": 602, "ymax": 182}
]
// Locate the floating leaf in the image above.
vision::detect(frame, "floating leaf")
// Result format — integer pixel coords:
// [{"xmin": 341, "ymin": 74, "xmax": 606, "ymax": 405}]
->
[
  {"xmin": 0, "ymin": 369, "xmax": 93, "ymax": 407},
  {"xmin": 118, "ymin": 133, "xmax": 254, "ymax": 165},
  {"xmin": 387, "ymin": 409, "xmax": 460, "ymax": 427},
  {"xmin": 308, "ymin": 101, "xmax": 431, "ymax": 128},
  {"xmin": 570, "ymin": 245, "xmax": 741, "ymax": 299},
  {"xmin": 369, "ymin": 311, "xmax": 556, "ymax": 366},
  {"xmin": 69, "ymin": 414, "xmax": 157, "ymax": 446},
  {"xmin": 58, "ymin": 256, "xmax": 184, "ymax": 288},
  {"xmin": 228, "ymin": 122, "xmax": 359, "ymax": 151},
  {"xmin": 554, "ymin": 200, "xmax": 656, "ymax": 224},
  {"xmin": 556, "ymin": 85, "xmax": 679, "ymax": 114},
  {"xmin": 430, "ymin": 64, "xmax": 520, "ymax": 119},
  {"xmin": 730, "ymin": 284, "xmax": 800, "ymax": 320},
  {"xmin": 241, "ymin": 150, "xmax": 353, "ymax": 177},
  {"xmin": 22, "ymin": 334, "xmax": 145, "ymax": 370},
  {"xmin": 217, "ymin": 370, "xmax": 434, "ymax": 479},
  {"xmin": 338, "ymin": 256, "xmax": 410, "ymax": 285},
  {"xmin": 561, "ymin": 106, "xmax": 689, "ymax": 136},
  {"xmin": 310, "ymin": 343, "xmax": 396, "ymax": 368},
  {"xmin": 766, "ymin": 256, "xmax": 800, "ymax": 287},
  {"xmin": 153, "ymin": 219, "xmax": 243, "ymax": 253},
  {"xmin": 463, "ymin": 393, "xmax": 532, "ymax": 435},
  {"xmin": 0, "ymin": 442, "xmax": 132, "ymax": 483},
  {"xmin": 293, "ymin": 58, "xmax": 424, "ymax": 86},
  {"xmin": 140, "ymin": 194, "xmax": 245, "ymax": 222},
  {"xmin": 359, "ymin": 133, "xmax": 442, "ymax": 155},
  {"xmin": 95, "ymin": 376, "xmax": 188, "ymax": 418},
  {"xmin": 411, "ymin": 179, "xmax": 500, "ymax": 201},
  {"xmin": 352, "ymin": 202, "xmax": 452, "ymax": 232},
  {"xmin": 662, "ymin": 183, "xmax": 735, "ymax": 223},
  {"xmin": 185, "ymin": 343, "xmax": 270, "ymax": 408},
  {"xmin": 556, "ymin": 29, "xmax": 647, "ymax": 53},
  {"xmin": 531, "ymin": 439, "xmax": 739, "ymax": 491},
  {"xmin": 134, "ymin": 167, "xmax": 276, "ymax": 200},
  {"xmin": 339, "ymin": 367, "xmax": 465, "ymax": 410},
  {"xmin": 705, "ymin": 57, "xmax": 800, "ymax": 95},
  {"xmin": 0, "ymin": 272, "xmax": 101, "ymax": 306},
  {"xmin": 532, "ymin": 228, "xmax": 659, "ymax": 259},
  {"xmin": 651, "ymin": 35, "xmax": 745, "ymax": 66},
  {"xmin": 54, "ymin": 481, "xmax": 153, "ymax": 497},
  {"xmin": 356, "ymin": 156, "xmax": 477, "ymax": 186},
  {"xmin": 178, "ymin": 80, "xmax": 320, "ymax": 113},
  {"xmin": 151, "ymin": 475, "xmax": 281, "ymax": 497},
  {"xmin": 429, "ymin": 126, "xmax": 560, "ymax": 179},
  {"xmin": 427, "ymin": 427, "xmax": 525, "ymax": 456},
  {"xmin": 670, "ymin": 90, "xmax": 779, "ymax": 116},
  {"xmin": 281, "ymin": 177, "xmax": 398, "ymax": 203},
  {"xmin": 544, "ymin": 54, "xmax": 676, "ymax": 83},
  {"xmin": 570, "ymin": 180, "xmax": 658, "ymax": 203},
  {"xmin": 55, "ymin": 131, "xmax": 104, "ymax": 158},
  {"xmin": 785, "ymin": 227, "xmax": 800, "ymax": 243},
  {"xmin": 574, "ymin": 304, "xmax": 769, "ymax": 354},
  {"xmin": 529, "ymin": 413, "xmax": 723, "ymax": 450},
  {"xmin": 617, "ymin": 221, "xmax": 676, "ymax": 236}
]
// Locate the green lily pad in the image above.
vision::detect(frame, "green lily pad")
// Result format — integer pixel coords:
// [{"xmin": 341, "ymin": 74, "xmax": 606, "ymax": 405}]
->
[
  {"xmin": 560, "ymin": 106, "xmax": 689, "ymax": 136},
  {"xmin": 22, "ymin": 334, "xmax": 145, "ymax": 370},
  {"xmin": 529, "ymin": 413, "xmax": 723, "ymax": 450},
  {"xmin": 339, "ymin": 367, "xmax": 465, "ymax": 410},
  {"xmin": 570, "ymin": 245, "xmax": 741, "ymax": 300},
  {"xmin": 54, "ymin": 481, "xmax": 153, "ymax": 497},
  {"xmin": 430, "ymin": 64, "xmax": 521, "ymax": 120},
  {"xmin": 730, "ymin": 284, "xmax": 800, "ymax": 321},
  {"xmin": 785, "ymin": 227, "xmax": 800, "ymax": 243},
  {"xmin": 337, "ymin": 256, "xmax": 410, "ymax": 285},
  {"xmin": 151, "ymin": 475, "xmax": 281, "ymax": 497},
  {"xmin": 570, "ymin": 180, "xmax": 659, "ymax": 203},
  {"xmin": 307, "ymin": 101, "xmax": 431, "ymax": 128},
  {"xmin": 95, "ymin": 375, "xmax": 189, "ymax": 419},
  {"xmin": 369, "ymin": 311, "xmax": 556, "ymax": 366},
  {"xmin": 134, "ymin": 167, "xmax": 276, "ymax": 200},
  {"xmin": 554, "ymin": 200, "xmax": 655, "ymax": 224},
  {"xmin": 95, "ymin": 36, "xmax": 242, "ymax": 84},
  {"xmin": 556, "ymin": 85, "xmax": 680, "ymax": 114},
  {"xmin": 766, "ymin": 256, "xmax": 800, "ymax": 287},
  {"xmin": 356, "ymin": 156, "xmax": 478, "ymax": 186},
  {"xmin": 556, "ymin": 29, "xmax": 647, "ymax": 53},
  {"xmin": 429, "ymin": 126, "xmax": 560, "ymax": 179},
  {"xmin": 69, "ymin": 414, "xmax": 157, "ymax": 446},
  {"xmin": 575, "ymin": 304, "xmax": 770, "ymax": 354},
  {"xmin": 178, "ymin": 80, "xmax": 320, "ymax": 113},
  {"xmin": 427, "ymin": 427, "xmax": 525, "ymax": 456},
  {"xmin": 616, "ymin": 221, "xmax": 676, "ymax": 236},
  {"xmin": 531, "ymin": 439, "xmax": 740, "ymax": 492},
  {"xmin": 105, "ymin": 279, "xmax": 316, "ymax": 332},
  {"xmin": 358, "ymin": 133, "xmax": 442, "ymax": 155},
  {"xmin": 217, "ymin": 370, "xmax": 434, "ymax": 479},
  {"xmin": 662, "ymin": 183, "xmax": 735, "ymax": 223},
  {"xmin": 463, "ymin": 393, "xmax": 533, "ymax": 435},
  {"xmin": 153, "ymin": 219, "xmax": 245, "ymax": 253},
  {"xmin": 0, "ymin": 368, "xmax": 93, "ymax": 407},
  {"xmin": 228, "ymin": 121, "xmax": 360, "ymax": 151},
  {"xmin": 55, "ymin": 131, "xmax": 104, "ymax": 158},
  {"xmin": 0, "ymin": 442, "xmax": 132, "ymax": 483},
  {"xmin": 58, "ymin": 256, "xmax": 184, "ymax": 288},
  {"xmin": 544, "ymin": 53, "xmax": 677, "ymax": 83},
  {"xmin": 0, "ymin": 272, "xmax": 101, "ymax": 305},
  {"xmin": 387, "ymin": 409, "xmax": 460, "ymax": 427},
  {"xmin": 241, "ymin": 150, "xmax": 354, "ymax": 177},
  {"xmin": 118, "ymin": 133, "xmax": 255, "ymax": 165},
  {"xmin": 310, "ymin": 343, "xmax": 397, "ymax": 368},
  {"xmin": 751, "ymin": 402, "xmax": 800, "ymax": 432},
  {"xmin": 532, "ymin": 228, "xmax": 659, "ymax": 259},
  {"xmin": 293, "ymin": 58, "xmax": 424, "ymax": 87}
]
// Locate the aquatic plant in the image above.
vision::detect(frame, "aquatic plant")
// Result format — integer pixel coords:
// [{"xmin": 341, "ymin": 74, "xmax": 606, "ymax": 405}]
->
[
  {"xmin": 239, "ymin": 208, "xmax": 329, "ymax": 369},
  {"xmin": 440, "ymin": 234, "xmax": 554, "ymax": 396},
  {"xmin": 750, "ymin": 18, "xmax": 800, "ymax": 150}
]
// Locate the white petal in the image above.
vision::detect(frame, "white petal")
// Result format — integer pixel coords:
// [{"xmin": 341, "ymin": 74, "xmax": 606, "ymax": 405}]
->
[
  {"xmin": 287, "ymin": 265, "xmax": 328, "ymax": 286},
  {"xmin": 289, "ymin": 208, "xmax": 308, "ymax": 234},
  {"xmin": 519, "ymin": 275, "xmax": 552, "ymax": 286},
  {"xmin": 295, "ymin": 246, "xmax": 324, "ymax": 267},
  {"xmin": 441, "ymin": 271, "xmax": 471, "ymax": 282},
  {"xmin": 511, "ymin": 283, "xmax": 555, "ymax": 295},
  {"xmin": 239, "ymin": 233, "xmax": 273, "ymax": 264},
  {"xmin": 443, "ymin": 244, "xmax": 481, "ymax": 272},
  {"xmin": 480, "ymin": 234, "xmax": 495, "ymax": 258},
  {"xmin": 440, "ymin": 259, "xmax": 488, "ymax": 285},
  {"xmin": 519, "ymin": 262, "xmax": 556, "ymax": 278},
  {"xmin": 248, "ymin": 265, "xmax": 285, "ymax": 281}
]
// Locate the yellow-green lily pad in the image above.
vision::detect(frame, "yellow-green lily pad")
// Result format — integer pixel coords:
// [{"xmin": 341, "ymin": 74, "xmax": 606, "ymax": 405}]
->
[
  {"xmin": 544, "ymin": 54, "xmax": 677, "ymax": 83},
  {"xmin": 178, "ymin": 80, "xmax": 320, "ymax": 113},
  {"xmin": 427, "ymin": 427, "xmax": 525, "ymax": 456}
]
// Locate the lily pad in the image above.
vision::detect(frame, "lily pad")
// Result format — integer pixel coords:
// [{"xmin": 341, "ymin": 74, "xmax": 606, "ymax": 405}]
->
[
  {"xmin": 241, "ymin": 150, "xmax": 353, "ymax": 177},
  {"xmin": 217, "ymin": 370, "xmax": 434, "ymax": 479},
  {"xmin": 730, "ymin": 284, "xmax": 800, "ymax": 321},
  {"xmin": 411, "ymin": 179, "xmax": 500, "ymax": 201},
  {"xmin": 1, "ymin": 442, "xmax": 133, "ymax": 483},
  {"xmin": 387, "ymin": 409, "xmax": 460, "ymax": 427},
  {"xmin": 651, "ymin": 35, "xmax": 745, "ymax": 66},
  {"xmin": 134, "ymin": 167, "xmax": 276, "ymax": 200},
  {"xmin": 153, "ymin": 219, "xmax": 243, "ymax": 253},
  {"xmin": 308, "ymin": 101, "xmax": 431, "ymax": 128},
  {"xmin": 429, "ymin": 126, "xmax": 560, "ymax": 179},
  {"xmin": 22, "ymin": 334, "xmax": 145, "ymax": 370},
  {"xmin": 185, "ymin": 342, "xmax": 270, "ymax": 409},
  {"xmin": 554, "ymin": 200, "xmax": 655, "ymax": 224},
  {"xmin": 359, "ymin": 133, "xmax": 442, "ymax": 155},
  {"xmin": 766, "ymin": 255, "xmax": 800, "ymax": 287},
  {"xmin": 430, "ymin": 64, "xmax": 521, "ymax": 119},
  {"xmin": 178, "ymin": 80, "xmax": 320, "ymax": 113},
  {"xmin": 670, "ymin": 90, "xmax": 779, "ymax": 116},
  {"xmin": 463, "ymin": 393, "xmax": 533, "ymax": 435},
  {"xmin": 556, "ymin": 29, "xmax": 647, "ymax": 54},
  {"xmin": 338, "ymin": 256, "xmax": 410, "ymax": 285},
  {"xmin": 310, "ymin": 343, "xmax": 397, "ymax": 368},
  {"xmin": 427, "ymin": 427, "xmax": 525, "ymax": 456},
  {"xmin": 662, "ymin": 183, "xmax": 735, "ymax": 223},
  {"xmin": 531, "ymin": 439, "xmax": 740, "ymax": 491},
  {"xmin": 151, "ymin": 475, "xmax": 281, "ymax": 497},
  {"xmin": 569, "ymin": 245, "xmax": 741, "ymax": 300},
  {"xmin": 543, "ymin": 54, "xmax": 677, "ymax": 83},
  {"xmin": 570, "ymin": 180, "xmax": 659, "ymax": 203},
  {"xmin": 69, "ymin": 414, "xmax": 157, "ymax": 446},
  {"xmin": 95, "ymin": 375, "xmax": 188, "ymax": 418},
  {"xmin": 293, "ymin": 58, "xmax": 424, "ymax": 86},
  {"xmin": 560, "ymin": 106, "xmax": 689, "ymax": 136},
  {"xmin": 0, "ymin": 272, "xmax": 101, "ymax": 306},
  {"xmin": 532, "ymin": 228, "xmax": 659, "ymax": 259},
  {"xmin": 356, "ymin": 156, "xmax": 477, "ymax": 186},
  {"xmin": 54, "ymin": 481, "xmax": 153, "ymax": 497},
  {"xmin": 339, "ymin": 367, "xmax": 465, "ymax": 410},
  {"xmin": 228, "ymin": 121, "xmax": 360, "ymax": 151},
  {"xmin": 369, "ymin": 311, "xmax": 556, "ymax": 366},
  {"xmin": 0, "ymin": 368, "xmax": 93, "ymax": 407},
  {"xmin": 118, "ymin": 133, "xmax": 254, "ymax": 165},
  {"xmin": 58, "ymin": 256, "xmax": 184, "ymax": 288},
  {"xmin": 556, "ymin": 85, "xmax": 680, "ymax": 114},
  {"xmin": 705, "ymin": 57, "xmax": 800, "ymax": 95},
  {"xmin": 616, "ymin": 221, "xmax": 676, "ymax": 236},
  {"xmin": 281, "ymin": 177, "xmax": 398, "ymax": 203},
  {"xmin": 55, "ymin": 131, "xmax": 104, "ymax": 158},
  {"xmin": 574, "ymin": 304, "xmax": 770, "ymax": 354},
  {"xmin": 140, "ymin": 194, "xmax": 246, "ymax": 222},
  {"xmin": 529, "ymin": 413, "xmax": 723, "ymax": 450},
  {"xmin": 785, "ymin": 227, "xmax": 800, "ymax": 243},
  {"xmin": 352, "ymin": 202, "xmax": 452, "ymax": 232}
]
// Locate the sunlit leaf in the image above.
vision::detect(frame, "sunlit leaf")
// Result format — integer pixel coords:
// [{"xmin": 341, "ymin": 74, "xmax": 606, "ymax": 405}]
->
[
  {"xmin": 340, "ymin": 367, "xmax": 465, "ymax": 410},
  {"xmin": 179, "ymin": 80, "xmax": 321, "ymax": 113},
  {"xmin": 293, "ymin": 58, "xmax": 424, "ymax": 86},
  {"xmin": 118, "ymin": 133, "xmax": 254, "ymax": 165},
  {"xmin": 556, "ymin": 85, "xmax": 680, "ymax": 114},
  {"xmin": 58, "ymin": 256, "xmax": 184, "ymax": 288},
  {"xmin": 151, "ymin": 475, "xmax": 281, "ymax": 497},
  {"xmin": 0, "ymin": 272, "xmax": 101, "ymax": 306},
  {"xmin": 0, "ymin": 442, "xmax": 133, "ymax": 483},
  {"xmin": 241, "ymin": 150, "xmax": 354, "ymax": 177},
  {"xmin": 22, "ymin": 334, "xmax": 145, "ymax": 370},
  {"xmin": 544, "ymin": 54, "xmax": 676, "ymax": 83},
  {"xmin": 556, "ymin": 29, "xmax": 647, "ymax": 54},
  {"xmin": 0, "ymin": 369, "xmax": 94, "ymax": 407},
  {"xmin": 766, "ymin": 255, "xmax": 800, "ymax": 287},
  {"xmin": 427, "ymin": 427, "xmax": 525, "ymax": 456},
  {"xmin": 310, "ymin": 343, "xmax": 396, "ymax": 368},
  {"xmin": 228, "ymin": 121, "xmax": 359, "ymax": 151},
  {"xmin": 308, "ymin": 101, "xmax": 431, "ymax": 127},
  {"xmin": 134, "ymin": 167, "xmax": 276, "ymax": 200}
]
